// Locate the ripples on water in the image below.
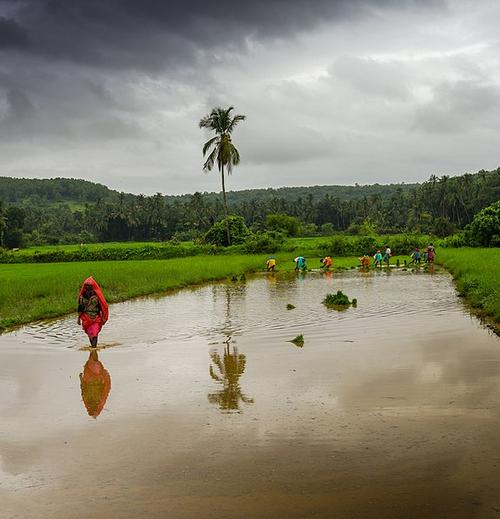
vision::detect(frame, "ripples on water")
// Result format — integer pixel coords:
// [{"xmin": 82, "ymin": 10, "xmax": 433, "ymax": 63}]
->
[{"xmin": 5, "ymin": 270, "xmax": 467, "ymax": 351}]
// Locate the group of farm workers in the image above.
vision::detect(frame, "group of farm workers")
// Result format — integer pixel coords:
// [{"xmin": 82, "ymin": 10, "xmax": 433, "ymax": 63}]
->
[
  {"xmin": 265, "ymin": 243, "xmax": 437, "ymax": 274},
  {"xmin": 359, "ymin": 243, "xmax": 436, "ymax": 268},
  {"xmin": 364, "ymin": 243, "xmax": 436, "ymax": 268},
  {"xmin": 266, "ymin": 255, "xmax": 333, "ymax": 272}
]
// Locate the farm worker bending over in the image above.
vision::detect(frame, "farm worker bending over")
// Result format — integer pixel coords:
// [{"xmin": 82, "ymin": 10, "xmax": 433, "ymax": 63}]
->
[
  {"xmin": 359, "ymin": 254, "xmax": 371, "ymax": 268},
  {"xmin": 321, "ymin": 256, "xmax": 333, "ymax": 269},
  {"xmin": 77, "ymin": 277, "xmax": 108, "ymax": 348},
  {"xmin": 294, "ymin": 256, "xmax": 307, "ymax": 271},
  {"xmin": 266, "ymin": 257, "xmax": 277, "ymax": 271}
]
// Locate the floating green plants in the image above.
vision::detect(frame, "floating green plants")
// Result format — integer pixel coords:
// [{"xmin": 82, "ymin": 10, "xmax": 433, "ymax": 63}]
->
[
  {"xmin": 286, "ymin": 303, "xmax": 296, "ymax": 310},
  {"xmin": 289, "ymin": 334, "xmax": 304, "ymax": 347},
  {"xmin": 322, "ymin": 291, "xmax": 357, "ymax": 309}
]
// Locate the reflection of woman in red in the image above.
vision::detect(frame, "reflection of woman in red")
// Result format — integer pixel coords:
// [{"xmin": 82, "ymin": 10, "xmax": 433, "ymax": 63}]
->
[
  {"xmin": 80, "ymin": 349, "xmax": 111, "ymax": 418},
  {"xmin": 77, "ymin": 277, "xmax": 108, "ymax": 348}
]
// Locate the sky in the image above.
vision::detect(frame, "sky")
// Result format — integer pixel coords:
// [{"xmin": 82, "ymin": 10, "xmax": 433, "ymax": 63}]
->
[{"xmin": 0, "ymin": 0, "xmax": 499, "ymax": 195}]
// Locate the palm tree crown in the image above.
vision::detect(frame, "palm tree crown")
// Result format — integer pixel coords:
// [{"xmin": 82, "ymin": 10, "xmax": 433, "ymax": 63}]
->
[{"xmin": 199, "ymin": 106, "xmax": 245, "ymax": 175}]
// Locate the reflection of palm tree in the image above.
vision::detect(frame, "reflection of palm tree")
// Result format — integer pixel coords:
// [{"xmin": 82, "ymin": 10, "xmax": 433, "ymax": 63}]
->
[
  {"xmin": 208, "ymin": 343, "xmax": 253, "ymax": 412},
  {"xmin": 79, "ymin": 350, "xmax": 111, "ymax": 418}
]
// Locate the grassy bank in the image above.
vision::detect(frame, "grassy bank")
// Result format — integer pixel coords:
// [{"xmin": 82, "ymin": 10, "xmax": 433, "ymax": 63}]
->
[
  {"xmin": 0, "ymin": 234, "xmax": 435, "ymax": 263},
  {"xmin": 437, "ymin": 248, "xmax": 500, "ymax": 329},
  {"xmin": 0, "ymin": 254, "xmax": 361, "ymax": 331}
]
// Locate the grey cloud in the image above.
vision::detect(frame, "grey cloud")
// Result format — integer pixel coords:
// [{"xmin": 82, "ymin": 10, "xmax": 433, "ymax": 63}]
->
[
  {"xmin": 0, "ymin": 87, "xmax": 35, "ymax": 138},
  {"xmin": 0, "ymin": 16, "xmax": 27, "ymax": 49},
  {"xmin": 330, "ymin": 56, "xmax": 410, "ymax": 100},
  {"xmin": 242, "ymin": 124, "xmax": 334, "ymax": 166},
  {"xmin": 6, "ymin": 88, "xmax": 35, "ymax": 120},
  {"xmin": 414, "ymin": 80, "xmax": 500, "ymax": 133}
]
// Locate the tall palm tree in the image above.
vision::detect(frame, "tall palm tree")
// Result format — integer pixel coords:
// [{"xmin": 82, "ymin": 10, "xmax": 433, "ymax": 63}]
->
[{"xmin": 199, "ymin": 106, "xmax": 246, "ymax": 244}]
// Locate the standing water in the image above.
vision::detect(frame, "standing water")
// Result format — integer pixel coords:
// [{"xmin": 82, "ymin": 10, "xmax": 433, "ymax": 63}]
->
[{"xmin": 1, "ymin": 270, "xmax": 499, "ymax": 518}]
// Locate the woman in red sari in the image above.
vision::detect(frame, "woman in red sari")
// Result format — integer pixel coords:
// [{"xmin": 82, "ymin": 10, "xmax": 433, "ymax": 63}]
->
[{"xmin": 77, "ymin": 277, "xmax": 108, "ymax": 348}]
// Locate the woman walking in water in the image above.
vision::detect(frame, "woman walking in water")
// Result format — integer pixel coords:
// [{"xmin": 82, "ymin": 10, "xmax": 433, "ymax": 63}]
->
[{"xmin": 77, "ymin": 277, "xmax": 108, "ymax": 348}]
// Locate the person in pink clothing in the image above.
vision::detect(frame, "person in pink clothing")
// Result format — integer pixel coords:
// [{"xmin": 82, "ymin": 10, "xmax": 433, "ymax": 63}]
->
[{"xmin": 77, "ymin": 277, "xmax": 108, "ymax": 348}]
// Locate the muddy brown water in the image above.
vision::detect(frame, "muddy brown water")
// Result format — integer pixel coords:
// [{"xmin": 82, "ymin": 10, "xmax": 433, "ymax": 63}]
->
[{"xmin": 1, "ymin": 270, "xmax": 500, "ymax": 518}]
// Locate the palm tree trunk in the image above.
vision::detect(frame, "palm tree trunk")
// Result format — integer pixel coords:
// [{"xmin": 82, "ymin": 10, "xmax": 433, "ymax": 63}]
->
[{"xmin": 221, "ymin": 164, "xmax": 231, "ymax": 245}]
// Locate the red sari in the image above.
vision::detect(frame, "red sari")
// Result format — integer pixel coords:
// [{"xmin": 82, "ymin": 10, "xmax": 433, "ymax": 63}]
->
[{"xmin": 78, "ymin": 277, "xmax": 109, "ymax": 339}]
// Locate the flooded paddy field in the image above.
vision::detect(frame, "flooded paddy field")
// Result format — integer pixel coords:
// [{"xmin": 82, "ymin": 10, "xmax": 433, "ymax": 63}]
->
[{"xmin": 1, "ymin": 270, "xmax": 500, "ymax": 518}]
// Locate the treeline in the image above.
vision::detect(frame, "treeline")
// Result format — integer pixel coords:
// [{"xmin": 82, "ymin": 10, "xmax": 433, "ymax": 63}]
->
[
  {"xmin": 0, "ymin": 168, "xmax": 498, "ymax": 247},
  {"xmin": 0, "ymin": 176, "xmax": 119, "ymax": 204}
]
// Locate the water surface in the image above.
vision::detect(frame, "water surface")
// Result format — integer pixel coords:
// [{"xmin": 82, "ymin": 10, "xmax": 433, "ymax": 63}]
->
[{"xmin": 1, "ymin": 270, "xmax": 500, "ymax": 518}]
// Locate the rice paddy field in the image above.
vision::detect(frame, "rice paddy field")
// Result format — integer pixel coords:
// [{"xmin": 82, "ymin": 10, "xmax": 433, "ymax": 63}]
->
[
  {"xmin": 1, "ymin": 246, "xmax": 498, "ymax": 334},
  {"xmin": 0, "ymin": 254, "xmax": 361, "ymax": 331}
]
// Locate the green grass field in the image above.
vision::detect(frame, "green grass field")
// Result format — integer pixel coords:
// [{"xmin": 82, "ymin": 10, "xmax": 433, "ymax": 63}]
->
[
  {"xmin": 437, "ymin": 248, "xmax": 500, "ymax": 327},
  {"xmin": 0, "ymin": 253, "xmax": 363, "ymax": 331}
]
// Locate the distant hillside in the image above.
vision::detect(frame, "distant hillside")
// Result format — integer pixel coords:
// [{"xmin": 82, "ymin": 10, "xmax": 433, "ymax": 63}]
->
[
  {"xmin": 166, "ymin": 182, "xmax": 419, "ymax": 206},
  {"xmin": 0, "ymin": 177, "xmax": 120, "ymax": 203},
  {"xmin": 1, "ymin": 175, "xmax": 418, "ymax": 205}
]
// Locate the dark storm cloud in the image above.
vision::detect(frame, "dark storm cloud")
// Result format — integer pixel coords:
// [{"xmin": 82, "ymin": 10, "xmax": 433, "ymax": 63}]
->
[
  {"xmin": 0, "ymin": 16, "xmax": 28, "ymax": 49},
  {"xmin": 4, "ymin": 0, "xmax": 444, "ymax": 70}
]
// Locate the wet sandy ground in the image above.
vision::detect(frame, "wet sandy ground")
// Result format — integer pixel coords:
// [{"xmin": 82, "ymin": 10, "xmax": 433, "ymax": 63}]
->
[{"xmin": 1, "ymin": 270, "xmax": 500, "ymax": 518}]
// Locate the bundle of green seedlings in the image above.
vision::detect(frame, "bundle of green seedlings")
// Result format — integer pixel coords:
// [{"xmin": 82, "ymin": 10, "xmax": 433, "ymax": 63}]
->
[{"xmin": 322, "ymin": 290, "xmax": 357, "ymax": 309}]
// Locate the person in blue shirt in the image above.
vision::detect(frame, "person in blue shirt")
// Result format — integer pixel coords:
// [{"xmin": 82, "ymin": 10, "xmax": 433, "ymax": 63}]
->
[
  {"xmin": 294, "ymin": 256, "xmax": 307, "ymax": 271},
  {"xmin": 410, "ymin": 247, "xmax": 421, "ymax": 265}
]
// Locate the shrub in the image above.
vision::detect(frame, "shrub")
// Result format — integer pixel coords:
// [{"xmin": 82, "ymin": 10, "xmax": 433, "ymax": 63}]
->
[
  {"xmin": 389, "ymin": 234, "xmax": 429, "ymax": 255},
  {"xmin": 356, "ymin": 236, "xmax": 378, "ymax": 254},
  {"xmin": 299, "ymin": 223, "xmax": 318, "ymax": 236},
  {"xmin": 242, "ymin": 231, "xmax": 284, "ymax": 254},
  {"xmin": 324, "ymin": 235, "xmax": 350, "ymax": 255},
  {"xmin": 431, "ymin": 216, "xmax": 457, "ymax": 238},
  {"xmin": 440, "ymin": 232, "xmax": 467, "ymax": 248},
  {"xmin": 320, "ymin": 223, "xmax": 335, "ymax": 236},
  {"xmin": 204, "ymin": 215, "xmax": 252, "ymax": 246},
  {"xmin": 466, "ymin": 200, "xmax": 500, "ymax": 246},
  {"xmin": 265, "ymin": 213, "xmax": 301, "ymax": 236}
]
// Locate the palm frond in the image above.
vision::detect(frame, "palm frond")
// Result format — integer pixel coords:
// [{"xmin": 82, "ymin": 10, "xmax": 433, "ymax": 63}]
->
[
  {"xmin": 227, "ymin": 114, "xmax": 246, "ymax": 133},
  {"xmin": 203, "ymin": 145, "xmax": 219, "ymax": 172},
  {"xmin": 202, "ymin": 136, "xmax": 218, "ymax": 156}
]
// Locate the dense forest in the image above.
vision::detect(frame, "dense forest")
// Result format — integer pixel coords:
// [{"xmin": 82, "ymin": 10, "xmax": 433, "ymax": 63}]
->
[{"xmin": 0, "ymin": 168, "xmax": 498, "ymax": 247}]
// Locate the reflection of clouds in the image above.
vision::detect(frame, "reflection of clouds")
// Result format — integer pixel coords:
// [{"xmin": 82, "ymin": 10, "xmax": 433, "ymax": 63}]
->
[
  {"xmin": 0, "ymin": 442, "xmax": 44, "ymax": 491},
  {"xmin": 418, "ymin": 362, "xmax": 443, "ymax": 383},
  {"xmin": 329, "ymin": 327, "xmax": 500, "ymax": 415}
]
